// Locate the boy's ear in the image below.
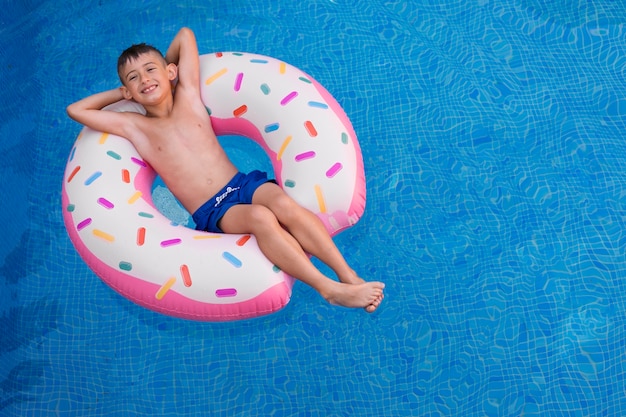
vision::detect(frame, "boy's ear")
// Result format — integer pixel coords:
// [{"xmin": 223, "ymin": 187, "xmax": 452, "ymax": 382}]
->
[
  {"xmin": 120, "ymin": 86, "xmax": 133, "ymax": 100},
  {"xmin": 167, "ymin": 63, "xmax": 178, "ymax": 81}
]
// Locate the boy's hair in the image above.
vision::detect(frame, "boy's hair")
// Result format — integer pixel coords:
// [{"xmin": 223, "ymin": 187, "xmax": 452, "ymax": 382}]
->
[{"xmin": 117, "ymin": 43, "xmax": 166, "ymax": 83}]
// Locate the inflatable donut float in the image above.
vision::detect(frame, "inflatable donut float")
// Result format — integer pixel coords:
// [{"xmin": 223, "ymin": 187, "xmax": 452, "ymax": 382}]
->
[{"xmin": 62, "ymin": 52, "xmax": 366, "ymax": 321}]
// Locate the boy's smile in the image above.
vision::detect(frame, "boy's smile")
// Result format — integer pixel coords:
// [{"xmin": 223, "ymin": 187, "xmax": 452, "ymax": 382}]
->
[{"xmin": 142, "ymin": 84, "xmax": 158, "ymax": 94}]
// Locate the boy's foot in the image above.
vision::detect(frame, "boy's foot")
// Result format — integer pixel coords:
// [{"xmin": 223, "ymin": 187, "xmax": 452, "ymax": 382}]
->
[
  {"xmin": 336, "ymin": 270, "xmax": 384, "ymax": 313},
  {"xmin": 365, "ymin": 294, "xmax": 384, "ymax": 313},
  {"xmin": 323, "ymin": 281, "xmax": 385, "ymax": 312}
]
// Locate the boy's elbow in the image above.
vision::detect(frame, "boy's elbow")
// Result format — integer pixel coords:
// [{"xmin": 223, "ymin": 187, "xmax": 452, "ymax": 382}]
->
[
  {"xmin": 66, "ymin": 103, "xmax": 79, "ymax": 120},
  {"xmin": 66, "ymin": 103, "xmax": 86, "ymax": 123},
  {"xmin": 179, "ymin": 27, "xmax": 194, "ymax": 39}
]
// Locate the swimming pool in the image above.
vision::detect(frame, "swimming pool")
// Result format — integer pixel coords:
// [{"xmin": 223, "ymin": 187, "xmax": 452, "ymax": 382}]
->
[{"xmin": 2, "ymin": 0, "xmax": 626, "ymax": 415}]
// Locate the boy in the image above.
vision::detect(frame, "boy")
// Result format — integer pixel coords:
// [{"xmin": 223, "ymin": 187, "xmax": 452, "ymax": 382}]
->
[{"xmin": 67, "ymin": 28, "xmax": 384, "ymax": 312}]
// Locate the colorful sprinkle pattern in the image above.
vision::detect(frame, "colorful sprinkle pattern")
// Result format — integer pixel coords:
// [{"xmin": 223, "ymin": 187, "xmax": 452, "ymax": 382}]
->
[{"xmin": 61, "ymin": 52, "xmax": 365, "ymax": 321}]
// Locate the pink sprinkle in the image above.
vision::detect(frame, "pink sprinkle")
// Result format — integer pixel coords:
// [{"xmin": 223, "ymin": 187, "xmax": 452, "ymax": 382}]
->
[
  {"xmin": 280, "ymin": 91, "xmax": 298, "ymax": 106},
  {"xmin": 160, "ymin": 238, "xmax": 182, "ymax": 247},
  {"xmin": 215, "ymin": 288, "xmax": 238, "ymax": 298},
  {"xmin": 131, "ymin": 157, "xmax": 147, "ymax": 167},
  {"xmin": 97, "ymin": 197, "xmax": 114, "ymax": 209},
  {"xmin": 77, "ymin": 218, "xmax": 92, "ymax": 231},
  {"xmin": 295, "ymin": 151, "xmax": 316, "ymax": 162},
  {"xmin": 326, "ymin": 162, "xmax": 343, "ymax": 178},
  {"xmin": 234, "ymin": 73, "xmax": 244, "ymax": 92}
]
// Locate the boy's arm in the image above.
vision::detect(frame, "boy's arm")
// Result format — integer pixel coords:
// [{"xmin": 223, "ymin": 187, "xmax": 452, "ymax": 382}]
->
[
  {"xmin": 164, "ymin": 27, "xmax": 200, "ymax": 94},
  {"xmin": 66, "ymin": 88, "xmax": 135, "ymax": 138}
]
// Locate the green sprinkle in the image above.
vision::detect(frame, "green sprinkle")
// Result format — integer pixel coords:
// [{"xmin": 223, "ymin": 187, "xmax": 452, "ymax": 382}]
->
[
  {"xmin": 67, "ymin": 204, "xmax": 75, "ymax": 212},
  {"xmin": 260, "ymin": 83, "xmax": 270, "ymax": 95},
  {"xmin": 106, "ymin": 151, "xmax": 121, "ymax": 160},
  {"xmin": 119, "ymin": 261, "xmax": 132, "ymax": 271},
  {"xmin": 138, "ymin": 212, "xmax": 154, "ymax": 218},
  {"xmin": 298, "ymin": 77, "xmax": 312, "ymax": 84},
  {"xmin": 284, "ymin": 179, "xmax": 296, "ymax": 188},
  {"xmin": 272, "ymin": 265, "xmax": 281, "ymax": 273},
  {"xmin": 341, "ymin": 132, "xmax": 349, "ymax": 144}
]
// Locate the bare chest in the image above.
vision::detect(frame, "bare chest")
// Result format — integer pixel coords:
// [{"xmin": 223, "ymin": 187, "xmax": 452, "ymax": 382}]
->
[{"xmin": 136, "ymin": 113, "xmax": 213, "ymax": 157}]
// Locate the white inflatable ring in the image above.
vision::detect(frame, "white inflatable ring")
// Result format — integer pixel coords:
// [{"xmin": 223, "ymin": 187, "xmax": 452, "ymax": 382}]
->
[{"xmin": 62, "ymin": 52, "xmax": 366, "ymax": 321}]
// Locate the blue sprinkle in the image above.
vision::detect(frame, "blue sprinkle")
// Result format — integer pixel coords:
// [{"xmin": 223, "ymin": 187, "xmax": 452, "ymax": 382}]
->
[
  {"xmin": 264, "ymin": 123, "xmax": 280, "ymax": 133},
  {"xmin": 250, "ymin": 59, "xmax": 268, "ymax": 64},
  {"xmin": 308, "ymin": 101, "xmax": 328, "ymax": 109},
  {"xmin": 223, "ymin": 252, "xmax": 242, "ymax": 268},
  {"xmin": 84, "ymin": 171, "xmax": 102, "ymax": 185}
]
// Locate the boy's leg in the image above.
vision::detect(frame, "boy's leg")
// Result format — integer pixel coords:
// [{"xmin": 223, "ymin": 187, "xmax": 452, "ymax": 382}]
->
[
  {"xmin": 218, "ymin": 203, "xmax": 384, "ymax": 311},
  {"xmin": 250, "ymin": 182, "xmax": 363, "ymax": 285}
]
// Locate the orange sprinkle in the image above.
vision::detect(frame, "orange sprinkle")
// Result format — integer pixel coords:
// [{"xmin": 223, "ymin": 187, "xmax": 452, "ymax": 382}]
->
[
  {"xmin": 128, "ymin": 191, "xmax": 142, "ymax": 204},
  {"xmin": 93, "ymin": 229, "xmax": 114, "ymax": 242},
  {"xmin": 122, "ymin": 169, "xmax": 130, "ymax": 183},
  {"xmin": 136, "ymin": 227, "xmax": 146, "ymax": 246},
  {"xmin": 205, "ymin": 68, "xmax": 228, "ymax": 85},
  {"xmin": 236, "ymin": 235, "xmax": 251, "ymax": 246},
  {"xmin": 155, "ymin": 277, "xmax": 177, "ymax": 300},
  {"xmin": 180, "ymin": 264, "xmax": 192, "ymax": 287},
  {"xmin": 304, "ymin": 121, "xmax": 317, "ymax": 137},
  {"xmin": 277, "ymin": 136, "xmax": 292, "ymax": 161},
  {"xmin": 233, "ymin": 105, "xmax": 248, "ymax": 117},
  {"xmin": 193, "ymin": 234, "xmax": 222, "ymax": 240},
  {"xmin": 67, "ymin": 166, "xmax": 81, "ymax": 183},
  {"xmin": 99, "ymin": 133, "xmax": 109, "ymax": 144},
  {"xmin": 314, "ymin": 185, "xmax": 326, "ymax": 213}
]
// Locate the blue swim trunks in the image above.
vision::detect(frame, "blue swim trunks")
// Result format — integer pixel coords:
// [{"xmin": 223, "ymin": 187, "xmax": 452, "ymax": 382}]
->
[{"xmin": 192, "ymin": 170, "xmax": 276, "ymax": 233}]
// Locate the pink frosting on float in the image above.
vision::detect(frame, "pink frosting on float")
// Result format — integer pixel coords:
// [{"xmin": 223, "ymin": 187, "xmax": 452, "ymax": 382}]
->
[{"xmin": 62, "ymin": 52, "xmax": 365, "ymax": 321}]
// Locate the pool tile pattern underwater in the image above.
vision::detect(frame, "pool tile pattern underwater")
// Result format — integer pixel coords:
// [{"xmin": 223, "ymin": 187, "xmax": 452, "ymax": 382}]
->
[{"xmin": 1, "ymin": 0, "xmax": 626, "ymax": 415}]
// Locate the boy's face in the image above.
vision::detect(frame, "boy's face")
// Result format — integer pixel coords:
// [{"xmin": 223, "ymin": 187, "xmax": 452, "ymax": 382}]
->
[{"xmin": 119, "ymin": 51, "xmax": 177, "ymax": 105}]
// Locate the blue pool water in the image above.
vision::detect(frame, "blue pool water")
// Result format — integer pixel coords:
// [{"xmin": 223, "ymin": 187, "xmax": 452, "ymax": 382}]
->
[{"xmin": 2, "ymin": 0, "xmax": 626, "ymax": 415}]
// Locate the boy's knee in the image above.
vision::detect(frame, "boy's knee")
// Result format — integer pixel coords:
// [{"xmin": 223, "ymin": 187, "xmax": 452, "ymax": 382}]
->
[
  {"xmin": 249, "ymin": 205, "xmax": 279, "ymax": 228},
  {"xmin": 272, "ymin": 193, "xmax": 299, "ymax": 215}
]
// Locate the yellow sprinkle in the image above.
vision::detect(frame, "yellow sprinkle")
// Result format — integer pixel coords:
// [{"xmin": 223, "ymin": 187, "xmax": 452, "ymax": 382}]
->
[
  {"xmin": 279, "ymin": 62, "xmax": 286, "ymax": 74},
  {"xmin": 205, "ymin": 68, "xmax": 228, "ymax": 85},
  {"xmin": 77, "ymin": 132, "xmax": 83, "ymax": 141},
  {"xmin": 277, "ymin": 135, "xmax": 292, "ymax": 161},
  {"xmin": 92, "ymin": 229, "xmax": 114, "ymax": 242},
  {"xmin": 155, "ymin": 277, "xmax": 177, "ymax": 300},
  {"xmin": 314, "ymin": 185, "xmax": 326, "ymax": 213},
  {"xmin": 128, "ymin": 191, "xmax": 142, "ymax": 204},
  {"xmin": 193, "ymin": 234, "xmax": 222, "ymax": 240},
  {"xmin": 99, "ymin": 133, "xmax": 109, "ymax": 144}
]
